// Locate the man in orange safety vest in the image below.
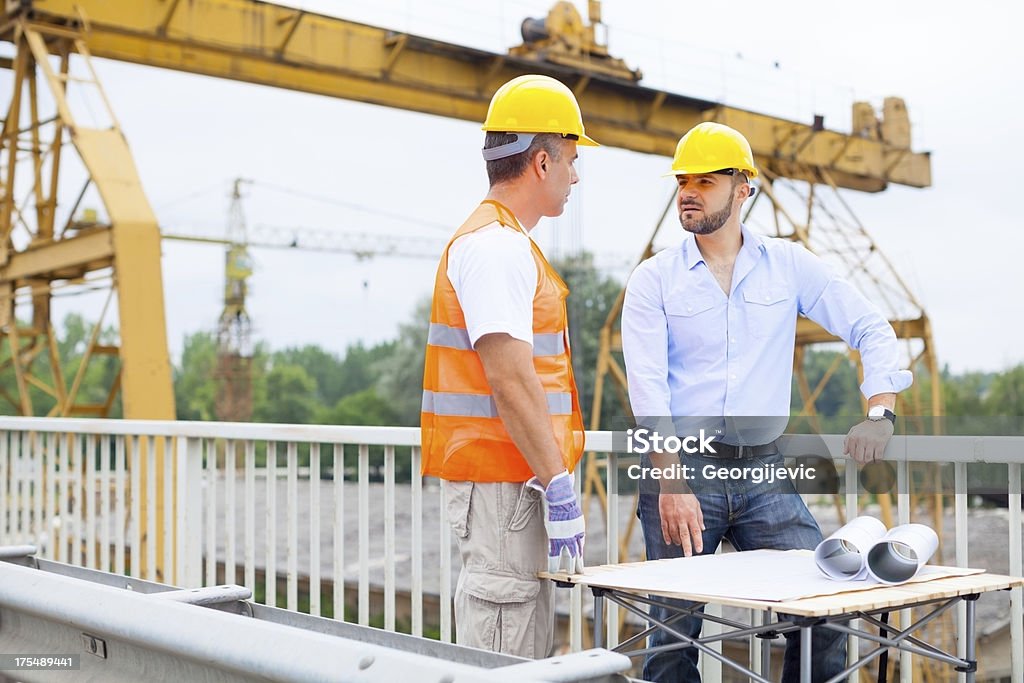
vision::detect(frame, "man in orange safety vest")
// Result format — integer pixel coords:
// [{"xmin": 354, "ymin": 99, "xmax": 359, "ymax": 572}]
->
[{"xmin": 420, "ymin": 74, "xmax": 597, "ymax": 658}]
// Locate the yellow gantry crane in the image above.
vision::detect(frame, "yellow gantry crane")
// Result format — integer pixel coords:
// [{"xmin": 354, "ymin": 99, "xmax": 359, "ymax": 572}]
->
[
  {"xmin": 1, "ymin": 1, "xmax": 936, "ymax": 643},
  {"xmin": 0, "ymin": 0, "xmax": 930, "ymax": 420}
]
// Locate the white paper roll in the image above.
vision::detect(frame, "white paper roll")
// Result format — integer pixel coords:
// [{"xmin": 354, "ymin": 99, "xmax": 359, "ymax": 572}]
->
[
  {"xmin": 866, "ymin": 523, "xmax": 939, "ymax": 585},
  {"xmin": 814, "ymin": 515, "xmax": 887, "ymax": 580}
]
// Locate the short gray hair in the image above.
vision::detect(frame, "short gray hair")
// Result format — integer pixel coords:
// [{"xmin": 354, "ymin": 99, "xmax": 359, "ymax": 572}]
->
[{"xmin": 484, "ymin": 132, "xmax": 565, "ymax": 186}]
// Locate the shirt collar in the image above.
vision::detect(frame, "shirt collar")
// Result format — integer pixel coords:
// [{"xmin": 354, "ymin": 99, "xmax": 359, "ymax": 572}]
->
[
  {"xmin": 680, "ymin": 223, "xmax": 765, "ymax": 270},
  {"xmin": 681, "ymin": 235, "xmax": 704, "ymax": 270},
  {"xmin": 739, "ymin": 223, "xmax": 767, "ymax": 258}
]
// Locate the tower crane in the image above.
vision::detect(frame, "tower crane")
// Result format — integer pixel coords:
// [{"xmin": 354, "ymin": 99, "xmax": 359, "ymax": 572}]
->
[
  {"xmin": 213, "ymin": 178, "xmax": 254, "ymax": 422},
  {"xmin": 163, "ymin": 223, "xmax": 445, "ymax": 262}
]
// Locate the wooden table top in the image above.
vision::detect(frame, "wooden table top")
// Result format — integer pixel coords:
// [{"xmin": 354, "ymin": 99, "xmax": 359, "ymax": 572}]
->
[{"xmin": 542, "ymin": 554, "xmax": 1024, "ymax": 617}]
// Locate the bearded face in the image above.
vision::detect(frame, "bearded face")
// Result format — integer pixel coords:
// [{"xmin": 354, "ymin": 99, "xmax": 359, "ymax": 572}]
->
[
  {"xmin": 678, "ymin": 196, "xmax": 734, "ymax": 235},
  {"xmin": 678, "ymin": 182, "xmax": 735, "ymax": 236}
]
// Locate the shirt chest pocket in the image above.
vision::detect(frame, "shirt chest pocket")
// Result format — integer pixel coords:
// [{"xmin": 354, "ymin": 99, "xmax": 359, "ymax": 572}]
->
[
  {"xmin": 742, "ymin": 287, "xmax": 792, "ymax": 339},
  {"xmin": 664, "ymin": 293, "xmax": 717, "ymax": 350}
]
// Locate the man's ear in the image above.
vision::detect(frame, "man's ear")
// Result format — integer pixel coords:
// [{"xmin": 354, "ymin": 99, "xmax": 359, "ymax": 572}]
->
[{"xmin": 533, "ymin": 149, "xmax": 549, "ymax": 176}]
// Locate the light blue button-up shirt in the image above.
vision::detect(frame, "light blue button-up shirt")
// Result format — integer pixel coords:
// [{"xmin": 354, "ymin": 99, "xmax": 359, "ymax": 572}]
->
[{"xmin": 621, "ymin": 225, "xmax": 912, "ymax": 437}]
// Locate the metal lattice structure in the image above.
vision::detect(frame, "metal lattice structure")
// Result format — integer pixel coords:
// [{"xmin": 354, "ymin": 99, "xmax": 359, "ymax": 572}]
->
[
  {"xmin": 0, "ymin": 20, "xmax": 174, "ymax": 419},
  {"xmin": 214, "ymin": 179, "xmax": 254, "ymax": 423}
]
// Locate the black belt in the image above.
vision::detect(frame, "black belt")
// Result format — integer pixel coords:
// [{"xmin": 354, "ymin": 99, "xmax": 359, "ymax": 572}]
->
[{"xmin": 702, "ymin": 441, "xmax": 778, "ymax": 459}]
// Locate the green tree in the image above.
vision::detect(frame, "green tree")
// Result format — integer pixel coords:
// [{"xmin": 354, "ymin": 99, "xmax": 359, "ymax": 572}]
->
[
  {"xmin": 985, "ymin": 364, "xmax": 1024, "ymax": 416},
  {"xmin": 933, "ymin": 366, "xmax": 990, "ymax": 417},
  {"xmin": 271, "ymin": 341, "xmax": 400, "ymax": 422},
  {"xmin": 790, "ymin": 349, "xmax": 862, "ymax": 418},
  {"xmin": 174, "ymin": 331, "xmax": 218, "ymax": 421},
  {"xmin": 336, "ymin": 340, "xmax": 398, "ymax": 399},
  {"xmin": 0, "ymin": 313, "xmax": 121, "ymax": 416},
  {"xmin": 272, "ymin": 344, "xmax": 391, "ymax": 409},
  {"xmin": 553, "ymin": 253, "xmax": 626, "ymax": 429},
  {"xmin": 271, "ymin": 345, "xmax": 345, "ymax": 408},
  {"xmin": 375, "ymin": 298, "xmax": 430, "ymax": 426},
  {"xmin": 317, "ymin": 387, "xmax": 400, "ymax": 426},
  {"xmin": 254, "ymin": 363, "xmax": 318, "ymax": 424}
]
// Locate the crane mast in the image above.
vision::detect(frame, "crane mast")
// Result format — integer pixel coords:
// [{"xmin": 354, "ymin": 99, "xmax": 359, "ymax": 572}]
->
[{"xmin": 215, "ymin": 179, "xmax": 254, "ymax": 422}]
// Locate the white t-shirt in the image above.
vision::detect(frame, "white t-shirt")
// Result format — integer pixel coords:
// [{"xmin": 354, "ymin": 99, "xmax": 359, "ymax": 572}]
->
[{"xmin": 447, "ymin": 222, "xmax": 538, "ymax": 347}]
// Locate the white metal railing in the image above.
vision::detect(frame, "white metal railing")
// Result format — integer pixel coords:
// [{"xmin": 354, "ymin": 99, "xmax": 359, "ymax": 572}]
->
[{"xmin": 0, "ymin": 416, "xmax": 1021, "ymax": 683}]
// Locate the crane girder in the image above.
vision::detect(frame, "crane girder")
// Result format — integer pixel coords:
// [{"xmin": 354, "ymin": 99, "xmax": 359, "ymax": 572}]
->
[
  {"xmin": 9, "ymin": 0, "xmax": 930, "ymax": 193},
  {"xmin": 2, "ymin": 228, "xmax": 112, "ymax": 282}
]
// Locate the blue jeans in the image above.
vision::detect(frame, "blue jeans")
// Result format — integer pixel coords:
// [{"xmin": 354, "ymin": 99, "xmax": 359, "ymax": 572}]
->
[{"xmin": 637, "ymin": 452, "xmax": 846, "ymax": 683}]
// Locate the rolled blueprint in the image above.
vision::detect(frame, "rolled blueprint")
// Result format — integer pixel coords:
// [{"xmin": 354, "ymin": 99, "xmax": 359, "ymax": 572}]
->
[
  {"xmin": 814, "ymin": 516, "xmax": 887, "ymax": 580},
  {"xmin": 866, "ymin": 524, "xmax": 939, "ymax": 585}
]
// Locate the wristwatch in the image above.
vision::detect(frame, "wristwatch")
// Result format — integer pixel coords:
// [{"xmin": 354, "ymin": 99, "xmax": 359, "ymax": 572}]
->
[{"xmin": 867, "ymin": 406, "xmax": 896, "ymax": 425}]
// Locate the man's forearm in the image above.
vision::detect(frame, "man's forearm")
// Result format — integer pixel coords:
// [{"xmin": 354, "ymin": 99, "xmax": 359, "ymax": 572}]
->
[
  {"xmin": 867, "ymin": 392, "xmax": 896, "ymax": 411},
  {"xmin": 490, "ymin": 374, "xmax": 566, "ymax": 487},
  {"xmin": 476, "ymin": 333, "xmax": 572, "ymax": 487},
  {"xmin": 649, "ymin": 450, "xmax": 688, "ymax": 494}
]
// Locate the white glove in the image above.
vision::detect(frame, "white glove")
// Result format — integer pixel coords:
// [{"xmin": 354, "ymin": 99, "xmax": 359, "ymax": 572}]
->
[{"xmin": 527, "ymin": 470, "xmax": 585, "ymax": 574}]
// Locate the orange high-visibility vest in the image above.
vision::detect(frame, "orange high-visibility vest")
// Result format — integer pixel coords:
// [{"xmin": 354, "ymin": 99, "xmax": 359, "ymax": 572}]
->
[{"xmin": 421, "ymin": 200, "xmax": 585, "ymax": 482}]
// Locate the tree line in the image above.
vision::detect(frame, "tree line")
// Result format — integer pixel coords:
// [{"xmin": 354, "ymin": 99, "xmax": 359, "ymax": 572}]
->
[{"xmin": 2, "ymin": 254, "xmax": 1022, "ymax": 426}]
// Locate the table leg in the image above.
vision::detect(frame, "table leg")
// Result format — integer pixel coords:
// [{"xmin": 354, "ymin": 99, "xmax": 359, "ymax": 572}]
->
[
  {"xmin": 801, "ymin": 624, "xmax": 812, "ymax": 683},
  {"xmin": 963, "ymin": 594, "xmax": 978, "ymax": 683},
  {"xmin": 761, "ymin": 610, "xmax": 772, "ymax": 677},
  {"xmin": 593, "ymin": 589, "xmax": 605, "ymax": 649}
]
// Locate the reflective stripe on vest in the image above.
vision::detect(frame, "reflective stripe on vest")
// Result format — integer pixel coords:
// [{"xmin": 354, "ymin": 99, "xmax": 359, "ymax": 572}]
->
[
  {"xmin": 427, "ymin": 322, "xmax": 564, "ymax": 357},
  {"xmin": 422, "ymin": 390, "xmax": 573, "ymax": 417}
]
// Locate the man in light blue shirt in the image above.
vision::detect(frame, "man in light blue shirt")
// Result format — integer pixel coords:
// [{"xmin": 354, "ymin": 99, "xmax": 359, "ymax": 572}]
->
[{"xmin": 622, "ymin": 122, "xmax": 913, "ymax": 683}]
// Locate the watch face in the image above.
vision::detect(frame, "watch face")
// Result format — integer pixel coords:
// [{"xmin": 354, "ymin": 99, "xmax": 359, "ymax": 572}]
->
[{"xmin": 867, "ymin": 407, "xmax": 895, "ymax": 423}]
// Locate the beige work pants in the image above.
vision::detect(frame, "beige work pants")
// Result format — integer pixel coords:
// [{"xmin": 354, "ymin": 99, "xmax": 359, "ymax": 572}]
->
[{"xmin": 444, "ymin": 480, "xmax": 553, "ymax": 658}]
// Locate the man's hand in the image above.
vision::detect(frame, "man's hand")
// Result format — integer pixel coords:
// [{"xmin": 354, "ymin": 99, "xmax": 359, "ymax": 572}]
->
[
  {"xmin": 528, "ymin": 470, "xmax": 585, "ymax": 573},
  {"xmin": 844, "ymin": 419, "xmax": 894, "ymax": 463},
  {"xmin": 659, "ymin": 492, "xmax": 704, "ymax": 557}
]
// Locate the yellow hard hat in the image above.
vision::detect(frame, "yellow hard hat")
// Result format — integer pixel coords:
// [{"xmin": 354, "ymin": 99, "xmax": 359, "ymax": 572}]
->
[
  {"xmin": 666, "ymin": 122, "xmax": 758, "ymax": 178},
  {"xmin": 482, "ymin": 75, "xmax": 598, "ymax": 151}
]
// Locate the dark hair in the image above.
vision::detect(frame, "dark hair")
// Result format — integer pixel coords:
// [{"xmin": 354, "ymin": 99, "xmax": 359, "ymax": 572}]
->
[
  {"xmin": 730, "ymin": 171, "xmax": 753, "ymax": 199},
  {"xmin": 484, "ymin": 132, "xmax": 565, "ymax": 186}
]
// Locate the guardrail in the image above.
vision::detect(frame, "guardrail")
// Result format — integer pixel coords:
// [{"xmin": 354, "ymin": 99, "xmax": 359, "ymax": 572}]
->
[{"xmin": 0, "ymin": 548, "xmax": 630, "ymax": 682}]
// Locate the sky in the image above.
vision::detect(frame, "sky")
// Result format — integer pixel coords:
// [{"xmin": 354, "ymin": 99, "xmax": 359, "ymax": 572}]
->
[{"xmin": 14, "ymin": 0, "xmax": 1024, "ymax": 374}]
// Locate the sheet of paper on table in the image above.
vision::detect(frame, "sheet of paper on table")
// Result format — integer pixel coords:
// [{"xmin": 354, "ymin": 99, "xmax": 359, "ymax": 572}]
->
[{"xmin": 573, "ymin": 550, "xmax": 983, "ymax": 602}]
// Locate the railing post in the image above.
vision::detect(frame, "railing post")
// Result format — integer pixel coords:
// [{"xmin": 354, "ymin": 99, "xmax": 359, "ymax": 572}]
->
[
  {"xmin": 411, "ymin": 447, "xmax": 423, "ymax": 637},
  {"xmin": 605, "ymin": 451, "xmax": 619, "ymax": 649},
  {"xmin": 955, "ymin": 461, "xmax": 968, "ymax": 683},
  {"xmin": 0, "ymin": 431, "xmax": 8, "ymax": 545},
  {"xmin": 1009, "ymin": 462, "xmax": 1022, "ymax": 683},
  {"xmin": 176, "ymin": 436, "xmax": 203, "ymax": 587},
  {"xmin": 897, "ymin": 457, "xmax": 912, "ymax": 683}
]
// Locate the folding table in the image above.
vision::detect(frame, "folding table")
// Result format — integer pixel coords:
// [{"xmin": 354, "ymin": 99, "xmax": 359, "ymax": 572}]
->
[{"xmin": 544, "ymin": 550, "xmax": 1023, "ymax": 683}]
